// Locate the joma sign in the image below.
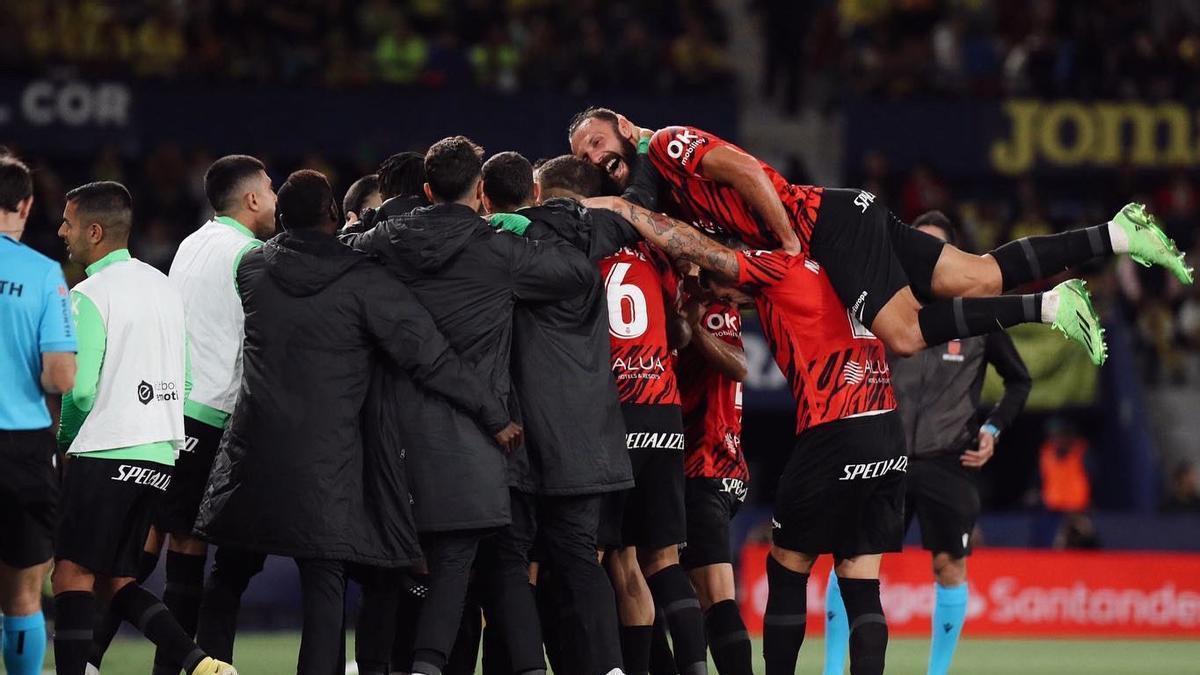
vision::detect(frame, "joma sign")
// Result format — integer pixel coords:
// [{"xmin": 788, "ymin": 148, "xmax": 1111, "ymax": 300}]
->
[{"xmin": 990, "ymin": 100, "xmax": 1200, "ymax": 174}]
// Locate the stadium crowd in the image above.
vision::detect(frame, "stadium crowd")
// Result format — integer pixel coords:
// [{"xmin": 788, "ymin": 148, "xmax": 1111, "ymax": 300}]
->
[{"xmin": 0, "ymin": 0, "xmax": 732, "ymax": 93}]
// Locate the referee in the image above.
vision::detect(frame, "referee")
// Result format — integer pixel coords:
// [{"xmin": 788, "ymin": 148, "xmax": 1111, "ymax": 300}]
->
[
  {"xmin": 823, "ymin": 211, "xmax": 1032, "ymax": 675},
  {"xmin": 0, "ymin": 155, "xmax": 75, "ymax": 675},
  {"xmin": 50, "ymin": 182, "xmax": 235, "ymax": 675}
]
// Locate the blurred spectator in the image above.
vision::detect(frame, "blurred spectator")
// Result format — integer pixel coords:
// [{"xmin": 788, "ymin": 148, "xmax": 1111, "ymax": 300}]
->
[
  {"xmin": 899, "ymin": 162, "xmax": 950, "ymax": 223},
  {"xmin": 1163, "ymin": 461, "xmax": 1200, "ymax": 512},
  {"xmin": 1039, "ymin": 418, "xmax": 1091, "ymax": 513},
  {"xmin": 375, "ymin": 15, "xmax": 429, "ymax": 84}
]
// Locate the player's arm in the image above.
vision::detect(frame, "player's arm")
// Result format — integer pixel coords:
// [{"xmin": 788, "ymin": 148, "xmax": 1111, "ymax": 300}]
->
[
  {"xmin": 58, "ymin": 291, "xmax": 105, "ymax": 449},
  {"xmin": 38, "ymin": 264, "xmax": 76, "ymax": 393},
  {"xmin": 698, "ymin": 146, "xmax": 802, "ymax": 254},
  {"xmin": 582, "ymin": 196, "xmax": 741, "ymax": 281},
  {"xmin": 982, "ymin": 330, "xmax": 1032, "ymax": 433},
  {"xmin": 364, "ymin": 277, "xmax": 519, "ymax": 450},
  {"xmin": 509, "ymin": 236, "xmax": 599, "ymax": 302},
  {"xmin": 684, "ymin": 300, "xmax": 747, "ymax": 381}
]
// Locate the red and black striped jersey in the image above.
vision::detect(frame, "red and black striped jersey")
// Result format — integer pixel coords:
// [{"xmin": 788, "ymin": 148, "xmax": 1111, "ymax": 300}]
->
[
  {"xmin": 647, "ymin": 125, "xmax": 825, "ymax": 251},
  {"xmin": 600, "ymin": 242, "xmax": 681, "ymax": 407},
  {"xmin": 678, "ymin": 301, "xmax": 749, "ymax": 481},
  {"xmin": 736, "ymin": 250, "xmax": 896, "ymax": 434}
]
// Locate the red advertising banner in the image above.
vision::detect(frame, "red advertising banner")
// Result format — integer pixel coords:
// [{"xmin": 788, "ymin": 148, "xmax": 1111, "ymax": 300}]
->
[{"xmin": 739, "ymin": 544, "xmax": 1200, "ymax": 637}]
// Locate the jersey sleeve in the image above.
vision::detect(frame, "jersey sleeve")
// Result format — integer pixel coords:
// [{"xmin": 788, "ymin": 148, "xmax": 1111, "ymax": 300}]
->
[
  {"xmin": 39, "ymin": 263, "xmax": 76, "ymax": 352},
  {"xmin": 648, "ymin": 126, "xmax": 728, "ymax": 178},
  {"xmin": 734, "ymin": 249, "xmax": 795, "ymax": 289},
  {"xmin": 58, "ymin": 290, "xmax": 106, "ymax": 449}
]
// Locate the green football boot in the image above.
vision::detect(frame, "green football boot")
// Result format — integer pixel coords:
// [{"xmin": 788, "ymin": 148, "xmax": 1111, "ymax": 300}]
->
[
  {"xmin": 1112, "ymin": 202, "xmax": 1194, "ymax": 285},
  {"xmin": 1049, "ymin": 278, "xmax": 1107, "ymax": 366}
]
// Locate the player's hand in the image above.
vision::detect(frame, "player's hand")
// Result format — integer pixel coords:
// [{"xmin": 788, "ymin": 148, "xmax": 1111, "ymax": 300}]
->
[
  {"xmin": 780, "ymin": 235, "xmax": 803, "ymax": 256},
  {"xmin": 962, "ymin": 429, "xmax": 996, "ymax": 468},
  {"xmin": 682, "ymin": 294, "xmax": 705, "ymax": 326},
  {"xmin": 493, "ymin": 422, "xmax": 523, "ymax": 454}
]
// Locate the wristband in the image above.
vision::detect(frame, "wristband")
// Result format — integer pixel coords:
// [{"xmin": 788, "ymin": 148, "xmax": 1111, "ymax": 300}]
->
[{"xmin": 981, "ymin": 423, "xmax": 1000, "ymax": 438}]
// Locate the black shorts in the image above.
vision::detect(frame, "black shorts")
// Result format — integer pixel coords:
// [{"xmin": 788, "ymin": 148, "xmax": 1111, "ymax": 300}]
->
[
  {"xmin": 598, "ymin": 404, "xmax": 686, "ymax": 550},
  {"xmin": 905, "ymin": 455, "xmax": 980, "ymax": 557},
  {"xmin": 0, "ymin": 429, "xmax": 59, "ymax": 568},
  {"xmin": 810, "ymin": 188, "xmax": 946, "ymax": 327},
  {"xmin": 156, "ymin": 416, "xmax": 224, "ymax": 536},
  {"xmin": 56, "ymin": 456, "xmax": 172, "ymax": 577},
  {"xmin": 679, "ymin": 477, "xmax": 746, "ymax": 570},
  {"xmin": 772, "ymin": 412, "xmax": 906, "ymax": 558}
]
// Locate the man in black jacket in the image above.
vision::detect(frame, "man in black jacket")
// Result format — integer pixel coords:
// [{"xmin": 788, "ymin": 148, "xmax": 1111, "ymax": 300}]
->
[
  {"xmin": 349, "ymin": 137, "xmax": 598, "ymax": 675},
  {"xmin": 341, "ymin": 151, "xmax": 429, "ymax": 236},
  {"xmin": 822, "ymin": 211, "xmax": 1032, "ymax": 675},
  {"xmin": 195, "ymin": 170, "xmax": 520, "ymax": 675},
  {"xmin": 478, "ymin": 152, "xmax": 644, "ymax": 674}
]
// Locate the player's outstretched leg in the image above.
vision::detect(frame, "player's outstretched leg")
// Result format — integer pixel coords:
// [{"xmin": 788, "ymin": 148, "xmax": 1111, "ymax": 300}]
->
[
  {"xmin": 878, "ymin": 278, "xmax": 1107, "ymax": 365},
  {"xmin": 987, "ymin": 202, "xmax": 1193, "ymax": 290},
  {"xmin": 762, "ymin": 548, "xmax": 812, "ymax": 675},
  {"xmin": 822, "ymin": 573, "xmax": 849, "ymax": 675}
]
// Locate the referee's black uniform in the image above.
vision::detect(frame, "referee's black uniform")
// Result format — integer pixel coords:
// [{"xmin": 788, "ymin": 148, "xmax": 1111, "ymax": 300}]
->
[{"xmin": 891, "ymin": 333, "xmax": 1031, "ymax": 556}]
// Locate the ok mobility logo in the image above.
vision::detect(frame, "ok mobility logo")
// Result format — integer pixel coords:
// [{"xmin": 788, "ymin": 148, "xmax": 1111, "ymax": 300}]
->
[{"xmin": 137, "ymin": 380, "xmax": 179, "ymax": 405}]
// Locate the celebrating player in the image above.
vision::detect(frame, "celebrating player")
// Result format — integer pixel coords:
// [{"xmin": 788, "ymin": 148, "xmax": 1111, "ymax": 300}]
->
[
  {"xmin": 675, "ymin": 271, "xmax": 753, "ymax": 675},
  {"xmin": 823, "ymin": 211, "xmax": 1031, "ymax": 675},
  {"xmin": 569, "ymin": 108, "xmax": 1195, "ymax": 366}
]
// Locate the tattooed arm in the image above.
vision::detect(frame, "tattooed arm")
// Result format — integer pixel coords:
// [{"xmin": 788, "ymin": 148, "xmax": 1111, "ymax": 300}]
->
[{"xmin": 582, "ymin": 196, "xmax": 741, "ymax": 281}]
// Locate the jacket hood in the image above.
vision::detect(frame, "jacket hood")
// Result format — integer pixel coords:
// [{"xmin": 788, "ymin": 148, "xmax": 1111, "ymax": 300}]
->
[
  {"xmin": 263, "ymin": 229, "xmax": 364, "ymax": 297},
  {"xmin": 384, "ymin": 203, "xmax": 488, "ymax": 272},
  {"xmin": 523, "ymin": 199, "xmax": 590, "ymax": 250}
]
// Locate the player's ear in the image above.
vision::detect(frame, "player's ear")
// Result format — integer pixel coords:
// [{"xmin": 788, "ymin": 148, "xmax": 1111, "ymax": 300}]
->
[
  {"xmin": 245, "ymin": 189, "xmax": 259, "ymax": 212},
  {"xmin": 481, "ymin": 191, "xmax": 495, "ymax": 215},
  {"xmin": 345, "ymin": 211, "xmax": 358, "ymax": 224},
  {"xmin": 17, "ymin": 195, "xmax": 32, "ymax": 220},
  {"xmin": 423, "ymin": 182, "xmax": 435, "ymax": 203},
  {"xmin": 532, "ymin": 183, "xmax": 541, "ymax": 205},
  {"xmin": 616, "ymin": 114, "xmax": 634, "ymax": 139}
]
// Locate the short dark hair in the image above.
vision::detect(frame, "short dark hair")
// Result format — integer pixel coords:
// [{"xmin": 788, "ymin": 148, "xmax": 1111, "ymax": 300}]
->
[
  {"xmin": 0, "ymin": 156, "xmax": 32, "ymax": 212},
  {"xmin": 377, "ymin": 151, "xmax": 426, "ymax": 200},
  {"xmin": 424, "ymin": 136, "xmax": 484, "ymax": 203},
  {"xmin": 911, "ymin": 210, "xmax": 957, "ymax": 245},
  {"xmin": 482, "ymin": 152, "xmax": 534, "ymax": 211},
  {"xmin": 567, "ymin": 106, "xmax": 620, "ymax": 141},
  {"xmin": 277, "ymin": 170, "xmax": 337, "ymax": 231},
  {"xmin": 65, "ymin": 181, "xmax": 133, "ymax": 237},
  {"xmin": 204, "ymin": 154, "xmax": 266, "ymax": 213},
  {"xmin": 535, "ymin": 155, "xmax": 605, "ymax": 198},
  {"xmin": 342, "ymin": 174, "xmax": 380, "ymax": 217}
]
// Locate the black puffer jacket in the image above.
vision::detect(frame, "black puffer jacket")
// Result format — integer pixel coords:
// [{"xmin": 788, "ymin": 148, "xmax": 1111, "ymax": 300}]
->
[
  {"xmin": 349, "ymin": 202, "xmax": 597, "ymax": 531},
  {"xmin": 504, "ymin": 198, "xmax": 640, "ymax": 495},
  {"xmin": 195, "ymin": 229, "xmax": 509, "ymax": 564}
]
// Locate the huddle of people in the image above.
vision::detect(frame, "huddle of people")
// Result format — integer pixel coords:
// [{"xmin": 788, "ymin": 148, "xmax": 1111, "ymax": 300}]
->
[{"xmin": 0, "ymin": 105, "xmax": 1191, "ymax": 675}]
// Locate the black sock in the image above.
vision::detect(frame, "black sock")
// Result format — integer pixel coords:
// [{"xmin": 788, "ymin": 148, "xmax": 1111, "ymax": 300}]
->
[
  {"xmin": 645, "ymin": 565, "xmax": 707, "ymax": 675},
  {"xmin": 89, "ymin": 549, "xmax": 159, "ymax": 668},
  {"xmin": 705, "ymin": 599, "xmax": 752, "ymax": 675},
  {"xmin": 155, "ymin": 550, "xmax": 207, "ymax": 673},
  {"xmin": 917, "ymin": 294, "xmax": 1041, "ymax": 347},
  {"xmin": 54, "ymin": 591, "xmax": 96, "ymax": 675},
  {"xmin": 621, "ymin": 624, "xmax": 653, "ymax": 675},
  {"xmin": 991, "ymin": 226, "xmax": 1112, "ymax": 290},
  {"xmin": 838, "ymin": 578, "xmax": 888, "ymax": 675},
  {"xmin": 762, "ymin": 555, "xmax": 808, "ymax": 675},
  {"xmin": 111, "ymin": 583, "xmax": 207, "ymax": 674},
  {"xmin": 649, "ymin": 614, "xmax": 677, "ymax": 675}
]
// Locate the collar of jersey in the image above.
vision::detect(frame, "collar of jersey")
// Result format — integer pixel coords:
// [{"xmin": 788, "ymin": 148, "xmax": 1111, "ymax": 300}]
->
[
  {"xmin": 638, "ymin": 133, "xmax": 651, "ymax": 154},
  {"xmin": 214, "ymin": 215, "xmax": 255, "ymax": 239},
  {"xmin": 85, "ymin": 248, "xmax": 131, "ymax": 277}
]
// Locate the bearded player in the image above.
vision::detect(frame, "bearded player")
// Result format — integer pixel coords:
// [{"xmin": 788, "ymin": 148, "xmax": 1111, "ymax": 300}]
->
[{"xmin": 569, "ymin": 108, "xmax": 1194, "ymax": 367}]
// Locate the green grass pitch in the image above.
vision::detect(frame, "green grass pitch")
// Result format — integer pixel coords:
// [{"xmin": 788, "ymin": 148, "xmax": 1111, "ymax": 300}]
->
[{"xmin": 33, "ymin": 633, "xmax": 1199, "ymax": 674}]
